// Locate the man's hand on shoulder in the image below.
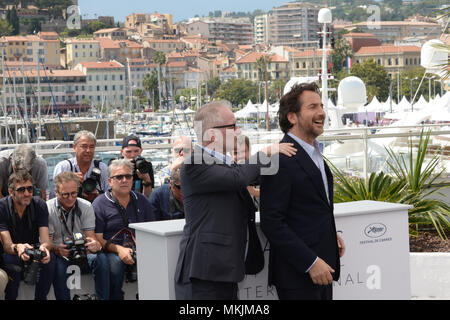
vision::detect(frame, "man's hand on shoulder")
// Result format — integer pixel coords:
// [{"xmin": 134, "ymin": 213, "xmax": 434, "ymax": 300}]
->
[{"xmin": 263, "ymin": 143, "xmax": 297, "ymax": 158}]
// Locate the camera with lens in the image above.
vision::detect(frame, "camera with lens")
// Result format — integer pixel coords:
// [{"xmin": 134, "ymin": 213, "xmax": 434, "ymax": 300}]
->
[
  {"xmin": 23, "ymin": 244, "xmax": 47, "ymax": 285},
  {"xmin": 82, "ymin": 167, "xmax": 101, "ymax": 194},
  {"xmin": 132, "ymin": 156, "xmax": 152, "ymax": 175},
  {"xmin": 63, "ymin": 232, "xmax": 87, "ymax": 267},
  {"xmin": 124, "ymin": 241, "xmax": 137, "ymax": 283}
]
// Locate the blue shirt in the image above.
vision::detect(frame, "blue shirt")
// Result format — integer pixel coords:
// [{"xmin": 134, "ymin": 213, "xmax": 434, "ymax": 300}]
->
[
  {"xmin": 92, "ymin": 190, "xmax": 155, "ymax": 244},
  {"xmin": 198, "ymin": 143, "xmax": 234, "ymax": 166}
]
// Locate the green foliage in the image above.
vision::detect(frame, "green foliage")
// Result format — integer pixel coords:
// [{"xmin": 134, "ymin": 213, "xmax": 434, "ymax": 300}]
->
[
  {"xmin": 327, "ymin": 130, "xmax": 450, "ymax": 239},
  {"xmin": 348, "ymin": 59, "xmax": 390, "ymax": 102},
  {"xmin": 331, "ymin": 38, "xmax": 354, "ymax": 74},
  {"xmin": 0, "ymin": 19, "xmax": 14, "ymax": 36},
  {"xmin": 215, "ymin": 79, "xmax": 258, "ymax": 107}
]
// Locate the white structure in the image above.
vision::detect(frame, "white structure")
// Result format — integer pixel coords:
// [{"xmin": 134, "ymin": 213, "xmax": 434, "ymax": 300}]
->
[
  {"xmin": 130, "ymin": 200, "xmax": 412, "ymax": 300},
  {"xmin": 337, "ymin": 76, "xmax": 367, "ymax": 112}
]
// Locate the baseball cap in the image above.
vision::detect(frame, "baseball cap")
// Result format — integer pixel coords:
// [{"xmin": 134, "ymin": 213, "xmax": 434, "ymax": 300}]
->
[{"xmin": 122, "ymin": 135, "xmax": 142, "ymax": 148}]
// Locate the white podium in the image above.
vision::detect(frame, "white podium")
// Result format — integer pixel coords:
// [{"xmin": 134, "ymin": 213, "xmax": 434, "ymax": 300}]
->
[{"xmin": 130, "ymin": 200, "xmax": 412, "ymax": 300}]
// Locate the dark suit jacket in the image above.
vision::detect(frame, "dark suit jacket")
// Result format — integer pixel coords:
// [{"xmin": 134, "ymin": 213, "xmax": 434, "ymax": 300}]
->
[
  {"xmin": 174, "ymin": 145, "xmax": 263, "ymax": 284},
  {"xmin": 260, "ymin": 134, "xmax": 340, "ymax": 290}
]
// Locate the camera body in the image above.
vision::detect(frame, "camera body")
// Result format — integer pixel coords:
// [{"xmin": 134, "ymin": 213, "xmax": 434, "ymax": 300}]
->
[
  {"xmin": 124, "ymin": 241, "xmax": 137, "ymax": 283},
  {"xmin": 82, "ymin": 167, "xmax": 101, "ymax": 194},
  {"xmin": 63, "ymin": 232, "xmax": 87, "ymax": 266},
  {"xmin": 23, "ymin": 244, "xmax": 47, "ymax": 285},
  {"xmin": 132, "ymin": 156, "xmax": 152, "ymax": 175}
]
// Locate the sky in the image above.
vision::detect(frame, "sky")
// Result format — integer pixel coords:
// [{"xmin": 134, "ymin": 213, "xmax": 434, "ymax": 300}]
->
[{"xmin": 77, "ymin": 0, "xmax": 294, "ymax": 23}]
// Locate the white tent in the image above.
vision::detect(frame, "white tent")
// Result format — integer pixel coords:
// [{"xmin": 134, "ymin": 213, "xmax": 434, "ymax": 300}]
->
[
  {"xmin": 413, "ymin": 95, "xmax": 429, "ymax": 110},
  {"xmin": 359, "ymin": 96, "xmax": 386, "ymax": 112},
  {"xmin": 382, "ymin": 97, "xmax": 399, "ymax": 113},
  {"xmin": 397, "ymin": 96, "xmax": 412, "ymax": 112}
]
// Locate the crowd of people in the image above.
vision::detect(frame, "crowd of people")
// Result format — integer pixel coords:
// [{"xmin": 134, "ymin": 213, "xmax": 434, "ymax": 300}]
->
[
  {"xmin": 0, "ymin": 82, "xmax": 346, "ymax": 301},
  {"xmin": 0, "ymin": 131, "xmax": 188, "ymax": 300}
]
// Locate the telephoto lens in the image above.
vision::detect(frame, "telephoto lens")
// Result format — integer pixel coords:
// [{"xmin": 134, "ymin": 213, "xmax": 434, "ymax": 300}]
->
[{"xmin": 22, "ymin": 246, "xmax": 47, "ymax": 285}]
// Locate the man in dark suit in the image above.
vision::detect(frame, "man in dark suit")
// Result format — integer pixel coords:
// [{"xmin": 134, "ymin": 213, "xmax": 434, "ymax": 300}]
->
[
  {"xmin": 174, "ymin": 100, "xmax": 296, "ymax": 300},
  {"xmin": 260, "ymin": 83, "xmax": 346, "ymax": 300}
]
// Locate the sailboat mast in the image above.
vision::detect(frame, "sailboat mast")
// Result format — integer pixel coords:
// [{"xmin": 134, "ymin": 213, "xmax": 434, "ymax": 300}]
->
[
  {"xmin": 1, "ymin": 47, "xmax": 7, "ymax": 144},
  {"xmin": 37, "ymin": 59, "xmax": 42, "ymax": 140},
  {"xmin": 22, "ymin": 58, "xmax": 29, "ymax": 143}
]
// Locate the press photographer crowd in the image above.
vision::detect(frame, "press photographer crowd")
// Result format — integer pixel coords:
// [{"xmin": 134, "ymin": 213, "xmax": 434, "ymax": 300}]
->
[{"xmin": 0, "ymin": 131, "xmax": 188, "ymax": 300}]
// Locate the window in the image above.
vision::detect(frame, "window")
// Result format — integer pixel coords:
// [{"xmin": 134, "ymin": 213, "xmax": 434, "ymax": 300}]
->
[
  {"xmin": 104, "ymin": 75, "xmax": 108, "ymax": 81},
  {"xmin": 388, "ymin": 58, "xmax": 392, "ymax": 66},
  {"xmin": 395, "ymin": 58, "xmax": 398, "ymax": 65}
]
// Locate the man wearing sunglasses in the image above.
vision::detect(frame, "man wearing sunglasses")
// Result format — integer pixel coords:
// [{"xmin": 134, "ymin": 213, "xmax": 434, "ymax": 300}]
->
[
  {"xmin": 46, "ymin": 171, "xmax": 104, "ymax": 300},
  {"xmin": 149, "ymin": 168, "xmax": 184, "ymax": 221},
  {"xmin": 92, "ymin": 159, "xmax": 155, "ymax": 300},
  {"xmin": 0, "ymin": 170, "xmax": 53, "ymax": 300}
]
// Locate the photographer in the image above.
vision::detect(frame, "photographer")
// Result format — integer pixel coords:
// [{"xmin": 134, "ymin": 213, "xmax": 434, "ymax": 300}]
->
[
  {"xmin": 119, "ymin": 135, "xmax": 154, "ymax": 198},
  {"xmin": 92, "ymin": 159, "xmax": 155, "ymax": 300},
  {"xmin": 47, "ymin": 171, "xmax": 104, "ymax": 300},
  {"xmin": 0, "ymin": 170, "xmax": 53, "ymax": 300},
  {"xmin": 149, "ymin": 168, "xmax": 184, "ymax": 221},
  {"xmin": 0, "ymin": 145, "xmax": 48, "ymax": 200},
  {"xmin": 53, "ymin": 130, "xmax": 108, "ymax": 203}
]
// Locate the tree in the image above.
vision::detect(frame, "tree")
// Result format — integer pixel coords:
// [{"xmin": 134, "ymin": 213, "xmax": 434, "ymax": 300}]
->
[
  {"xmin": 143, "ymin": 70, "xmax": 159, "ymax": 109},
  {"xmin": 256, "ymin": 55, "xmax": 272, "ymax": 131},
  {"xmin": 153, "ymin": 52, "xmax": 166, "ymax": 110},
  {"xmin": 0, "ymin": 20, "xmax": 14, "ymax": 36},
  {"xmin": 331, "ymin": 38, "xmax": 353, "ymax": 74},
  {"xmin": 349, "ymin": 59, "xmax": 391, "ymax": 102},
  {"xmin": 215, "ymin": 79, "xmax": 258, "ymax": 107}
]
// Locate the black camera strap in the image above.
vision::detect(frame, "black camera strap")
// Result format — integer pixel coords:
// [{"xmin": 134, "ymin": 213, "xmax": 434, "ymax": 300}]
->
[
  {"xmin": 110, "ymin": 191, "xmax": 138, "ymax": 228},
  {"xmin": 57, "ymin": 200, "xmax": 79, "ymax": 238}
]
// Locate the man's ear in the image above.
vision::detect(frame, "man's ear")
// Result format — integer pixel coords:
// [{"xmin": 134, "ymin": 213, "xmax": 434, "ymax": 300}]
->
[{"xmin": 287, "ymin": 112, "xmax": 298, "ymax": 126}]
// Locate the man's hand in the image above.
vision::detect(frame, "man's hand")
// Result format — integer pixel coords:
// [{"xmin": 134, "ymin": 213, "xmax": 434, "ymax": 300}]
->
[
  {"xmin": 55, "ymin": 243, "xmax": 70, "ymax": 257},
  {"xmin": 337, "ymin": 233, "xmax": 346, "ymax": 258},
  {"xmin": 85, "ymin": 237, "xmax": 102, "ymax": 253},
  {"xmin": 169, "ymin": 156, "xmax": 185, "ymax": 172},
  {"xmin": 308, "ymin": 258, "xmax": 335, "ymax": 285},
  {"xmin": 136, "ymin": 171, "xmax": 151, "ymax": 185},
  {"xmin": 17, "ymin": 243, "xmax": 33, "ymax": 262},
  {"xmin": 39, "ymin": 244, "xmax": 51, "ymax": 264},
  {"xmin": 74, "ymin": 172, "xmax": 84, "ymax": 185},
  {"xmin": 117, "ymin": 245, "xmax": 135, "ymax": 265},
  {"xmin": 263, "ymin": 143, "xmax": 297, "ymax": 157}
]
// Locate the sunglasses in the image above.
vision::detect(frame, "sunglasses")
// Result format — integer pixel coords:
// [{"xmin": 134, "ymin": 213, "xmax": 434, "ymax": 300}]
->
[
  {"xmin": 15, "ymin": 186, "xmax": 34, "ymax": 193},
  {"xmin": 59, "ymin": 191, "xmax": 79, "ymax": 199},
  {"xmin": 111, "ymin": 174, "xmax": 133, "ymax": 181},
  {"xmin": 174, "ymin": 147, "xmax": 191, "ymax": 155},
  {"xmin": 212, "ymin": 123, "xmax": 237, "ymax": 130}
]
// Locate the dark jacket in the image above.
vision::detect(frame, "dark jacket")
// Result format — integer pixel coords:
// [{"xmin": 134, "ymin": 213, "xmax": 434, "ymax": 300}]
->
[
  {"xmin": 174, "ymin": 145, "xmax": 263, "ymax": 284},
  {"xmin": 260, "ymin": 134, "xmax": 340, "ymax": 290},
  {"xmin": 149, "ymin": 184, "xmax": 184, "ymax": 221}
]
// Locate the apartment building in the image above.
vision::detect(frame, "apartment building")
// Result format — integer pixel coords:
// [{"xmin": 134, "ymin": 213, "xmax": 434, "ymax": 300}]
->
[
  {"xmin": 268, "ymin": 2, "xmax": 322, "ymax": 48},
  {"xmin": 0, "ymin": 32, "xmax": 60, "ymax": 66},
  {"xmin": 292, "ymin": 49, "xmax": 329, "ymax": 77},
  {"xmin": 93, "ymin": 28, "xmax": 128, "ymax": 40},
  {"xmin": 142, "ymin": 39, "xmax": 185, "ymax": 53},
  {"xmin": 254, "ymin": 14, "xmax": 270, "ymax": 45},
  {"xmin": 353, "ymin": 45, "xmax": 422, "ymax": 77},
  {"xmin": 0, "ymin": 69, "xmax": 87, "ymax": 113},
  {"xmin": 349, "ymin": 21, "xmax": 442, "ymax": 43},
  {"xmin": 65, "ymin": 39, "xmax": 101, "ymax": 69},
  {"xmin": 186, "ymin": 18, "xmax": 253, "ymax": 45},
  {"xmin": 236, "ymin": 52, "xmax": 289, "ymax": 81},
  {"xmin": 127, "ymin": 58, "xmax": 157, "ymax": 89},
  {"xmin": 125, "ymin": 13, "xmax": 173, "ymax": 32},
  {"xmin": 98, "ymin": 38, "xmax": 143, "ymax": 64},
  {"xmin": 74, "ymin": 61, "xmax": 126, "ymax": 107}
]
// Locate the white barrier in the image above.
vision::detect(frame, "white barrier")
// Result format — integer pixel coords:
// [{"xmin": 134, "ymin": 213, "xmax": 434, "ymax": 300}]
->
[{"xmin": 131, "ymin": 200, "xmax": 412, "ymax": 300}]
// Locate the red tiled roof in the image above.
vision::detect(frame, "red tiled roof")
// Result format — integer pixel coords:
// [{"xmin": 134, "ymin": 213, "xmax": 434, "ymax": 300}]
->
[
  {"xmin": 356, "ymin": 45, "xmax": 421, "ymax": 54},
  {"xmin": 236, "ymin": 52, "xmax": 288, "ymax": 64},
  {"xmin": 344, "ymin": 33, "xmax": 377, "ymax": 38},
  {"xmin": 79, "ymin": 61, "xmax": 124, "ymax": 69}
]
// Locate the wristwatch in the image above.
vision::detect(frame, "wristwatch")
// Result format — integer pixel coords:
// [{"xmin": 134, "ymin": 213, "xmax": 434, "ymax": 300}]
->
[{"xmin": 142, "ymin": 181, "xmax": 152, "ymax": 187}]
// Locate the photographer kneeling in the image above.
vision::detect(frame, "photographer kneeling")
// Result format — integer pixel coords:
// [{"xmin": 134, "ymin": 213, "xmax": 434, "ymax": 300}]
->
[
  {"xmin": 47, "ymin": 171, "xmax": 104, "ymax": 300},
  {"xmin": 0, "ymin": 170, "xmax": 53, "ymax": 300},
  {"xmin": 92, "ymin": 159, "xmax": 155, "ymax": 300},
  {"xmin": 119, "ymin": 135, "xmax": 154, "ymax": 198}
]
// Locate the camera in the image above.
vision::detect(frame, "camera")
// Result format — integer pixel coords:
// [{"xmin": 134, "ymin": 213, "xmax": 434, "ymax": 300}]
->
[
  {"xmin": 82, "ymin": 167, "xmax": 101, "ymax": 193},
  {"xmin": 132, "ymin": 156, "xmax": 152, "ymax": 175},
  {"xmin": 23, "ymin": 244, "xmax": 47, "ymax": 285},
  {"xmin": 124, "ymin": 241, "xmax": 137, "ymax": 283},
  {"xmin": 63, "ymin": 232, "xmax": 88, "ymax": 267}
]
